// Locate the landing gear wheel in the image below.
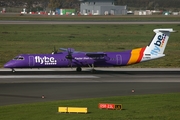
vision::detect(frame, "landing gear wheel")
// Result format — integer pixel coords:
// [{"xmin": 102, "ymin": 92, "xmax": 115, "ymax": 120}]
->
[
  {"xmin": 76, "ymin": 67, "xmax": 82, "ymax": 72},
  {"xmin": 12, "ymin": 68, "xmax": 15, "ymax": 73},
  {"xmin": 91, "ymin": 69, "xmax": 96, "ymax": 73}
]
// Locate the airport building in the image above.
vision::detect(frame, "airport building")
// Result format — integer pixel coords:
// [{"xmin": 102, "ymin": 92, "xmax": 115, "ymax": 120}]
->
[{"xmin": 79, "ymin": 0, "xmax": 127, "ymax": 15}]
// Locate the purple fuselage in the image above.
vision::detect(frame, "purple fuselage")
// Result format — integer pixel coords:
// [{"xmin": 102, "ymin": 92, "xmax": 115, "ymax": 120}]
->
[{"xmin": 4, "ymin": 50, "xmax": 135, "ymax": 68}]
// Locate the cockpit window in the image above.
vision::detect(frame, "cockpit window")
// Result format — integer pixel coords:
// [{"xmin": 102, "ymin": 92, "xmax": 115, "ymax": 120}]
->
[
  {"xmin": 13, "ymin": 56, "xmax": 24, "ymax": 60},
  {"xmin": 18, "ymin": 57, "xmax": 24, "ymax": 60},
  {"xmin": 13, "ymin": 56, "xmax": 19, "ymax": 60}
]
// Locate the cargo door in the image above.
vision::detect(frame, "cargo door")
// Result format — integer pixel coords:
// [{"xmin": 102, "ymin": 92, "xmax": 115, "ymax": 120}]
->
[{"xmin": 116, "ymin": 54, "xmax": 122, "ymax": 65}]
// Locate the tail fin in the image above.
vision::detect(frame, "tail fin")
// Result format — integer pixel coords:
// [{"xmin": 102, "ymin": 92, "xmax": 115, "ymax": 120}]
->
[{"xmin": 144, "ymin": 28, "xmax": 175, "ymax": 55}]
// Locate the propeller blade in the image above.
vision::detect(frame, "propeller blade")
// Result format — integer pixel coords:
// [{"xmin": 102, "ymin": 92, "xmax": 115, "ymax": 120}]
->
[
  {"xmin": 61, "ymin": 48, "xmax": 75, "ymax": 68},
  {"xmin": 67, "ymin": 59, "xmax": 73, "ymax": 68},
  {"xmin": 52, "ymin": 46, "xmax": 58, "ymax": 54},
  {"xmin": 70, "ymin": 59, "xmax": 73, "ymax": 68},
  {"xmin": 67, "ymin": 48, "xmax": 75, "ymax": 53}
]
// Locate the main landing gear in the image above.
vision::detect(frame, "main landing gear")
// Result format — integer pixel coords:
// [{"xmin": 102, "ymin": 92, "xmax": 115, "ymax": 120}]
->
[
  {"xmin": 76, "ymin": 67, "xmax": 82, "ymax": 72},
  {"xmin": 89, "ymin": 64, "xmax": 96, "ymax": 73},
  {"xmin": 76, "ymin": 64, "xmax": 96, "ymax": 72}
]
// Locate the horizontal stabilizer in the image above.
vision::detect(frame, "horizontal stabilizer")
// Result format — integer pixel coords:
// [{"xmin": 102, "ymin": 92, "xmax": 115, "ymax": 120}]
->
[{"xmin": 153, "ymin": 28, "xmax": 176, "ymax": 33}]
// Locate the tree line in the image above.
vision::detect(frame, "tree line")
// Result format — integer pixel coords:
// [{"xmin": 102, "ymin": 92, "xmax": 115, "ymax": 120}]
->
[
  {"xmin": 1, "ymin": 0, "xmax": 180, "ymax": 11},
  {"xmin": 0, "ymin": 0, "xmax": 79, "ymax": 11},
  {"xmin": 115, "ymin": 0, "xmax": 180, "ymax": 10}
]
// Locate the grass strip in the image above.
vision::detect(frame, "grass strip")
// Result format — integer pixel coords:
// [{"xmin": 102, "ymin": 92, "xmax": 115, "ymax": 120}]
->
[
  {"xmin": 0, "ymin": 93, "xmax": 179, "ymax": 120},
  {"xmin": 0, "ymin": 24, "xmax": 180, "ymax": 68}
]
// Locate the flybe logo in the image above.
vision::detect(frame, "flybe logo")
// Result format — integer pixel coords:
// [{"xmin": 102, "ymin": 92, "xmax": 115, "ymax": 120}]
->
[
  {"xmin": 151, "ymin": 34, "xmax": 166, "ymax": 55},
  {"xmin": 35, "ymin": 56, "xmax": 57, "ymax": 65},
  {"xmin": 154, "ymin": 34, "xmax": 166, "ymax": 47}
]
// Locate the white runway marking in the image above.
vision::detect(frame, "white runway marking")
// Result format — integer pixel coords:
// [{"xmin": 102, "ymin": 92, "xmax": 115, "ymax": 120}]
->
[
  {"xmin": 0, "ymin": 75, "xmax": 99, "ymax": 79},
  {"xmin": 1, "ymin": 68, "xmax": 180, "ymax": 71}
]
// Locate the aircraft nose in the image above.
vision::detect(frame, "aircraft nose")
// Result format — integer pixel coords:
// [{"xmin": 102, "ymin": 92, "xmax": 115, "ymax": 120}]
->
[{"xmin": 4, "ymin": 61, "xmax": 14, "ymax": 68}]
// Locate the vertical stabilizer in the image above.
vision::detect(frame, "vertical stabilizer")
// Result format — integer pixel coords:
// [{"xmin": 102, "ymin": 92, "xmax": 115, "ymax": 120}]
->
[{"xmin": 144, "ymin": 28, "xmax": 175, "ymax": 55}]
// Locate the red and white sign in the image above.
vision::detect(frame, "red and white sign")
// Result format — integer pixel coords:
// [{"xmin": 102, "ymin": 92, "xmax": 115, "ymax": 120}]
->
[{"xmin": 99, "ymin": 103, "xmax": 115, "ymax": 109}]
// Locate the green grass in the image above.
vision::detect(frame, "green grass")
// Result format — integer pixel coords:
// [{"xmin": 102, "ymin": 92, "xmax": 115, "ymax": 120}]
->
[
  {"xmin": 0, "ymin": 14, "xmax": 180, "ymax": 21},
  {"xmin": 0, "ymin": 24, "xmax": 180, "ymax": 68},
  {"xmin": 0, "ymin": 93, "xmax": 180, "ymax": 120}
]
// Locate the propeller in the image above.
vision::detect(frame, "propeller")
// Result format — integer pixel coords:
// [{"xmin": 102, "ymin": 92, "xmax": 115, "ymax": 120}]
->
[
  {"xmin": 52, "ymin": 46, "xmax": 58, "ymax": 54},
  {"xmin": 60, "ymin": 48, "xmax": 76, "ymax": 68},
  {"xmin": 65, "ymin": 48, "xmax": 74, "ymax": 68}
]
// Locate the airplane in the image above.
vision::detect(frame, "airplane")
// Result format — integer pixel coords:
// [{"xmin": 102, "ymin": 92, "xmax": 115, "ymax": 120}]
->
[{"xmin": 4, "ymin": 28, "xmax": 175, "ymax": 72}]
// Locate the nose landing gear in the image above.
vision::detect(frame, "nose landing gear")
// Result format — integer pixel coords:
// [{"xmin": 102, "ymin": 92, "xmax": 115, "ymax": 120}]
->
[{"xmin": 11, "ymin": 68, "xmax": 15, "ymax": 73}]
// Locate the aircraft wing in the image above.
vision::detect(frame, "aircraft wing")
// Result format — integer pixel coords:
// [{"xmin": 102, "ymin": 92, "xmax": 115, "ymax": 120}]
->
[
  {"xmin": 86, "ymin": 52, "xmax": 107, "ymax": 57},
  {"xmin": 59, "ymin": 48, "xmax": 68, "ymax": 51},
  {"xmin": 60, "ymin": 48, "xmax": 107, "ymax": 57}
]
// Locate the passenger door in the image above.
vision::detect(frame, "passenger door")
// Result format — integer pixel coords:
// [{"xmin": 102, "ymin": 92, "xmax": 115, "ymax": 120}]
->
[{"xmin": 29, "ymin": 56, "xmax": 34, "ymax": 67}]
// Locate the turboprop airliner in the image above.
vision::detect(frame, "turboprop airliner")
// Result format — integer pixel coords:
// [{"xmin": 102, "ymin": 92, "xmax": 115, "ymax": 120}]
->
[{"xmin": 4, "ymin": 28, "xmax": 175, "ymax": 72}]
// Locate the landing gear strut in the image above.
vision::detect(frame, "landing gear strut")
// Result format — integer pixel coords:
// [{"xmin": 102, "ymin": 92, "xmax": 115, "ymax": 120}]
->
[
  {"xmin": 91, "ymin": 68, "xmax": 96, "ymax": 73},
  {"xmin": 88, "ymin": 64, "xmax": 96, "ymax": 73},
  {"xmin": 76, "ymin": 64, "xmax": 95, "ymax": 72}
]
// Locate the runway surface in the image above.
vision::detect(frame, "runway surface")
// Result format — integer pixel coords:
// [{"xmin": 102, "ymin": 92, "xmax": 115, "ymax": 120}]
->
[
  {"xmin": 1, "ymin": 21, "xmax": 180, "ymax": 24},
  {"xmin": 0, "ymin": 68, "xmax": 180, "ymax": 106}
]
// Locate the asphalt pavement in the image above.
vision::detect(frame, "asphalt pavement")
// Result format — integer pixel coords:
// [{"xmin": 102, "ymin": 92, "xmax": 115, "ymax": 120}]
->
[{"xmin": 0, "ymin": 68, "xmax": 180, "ymax": 106}]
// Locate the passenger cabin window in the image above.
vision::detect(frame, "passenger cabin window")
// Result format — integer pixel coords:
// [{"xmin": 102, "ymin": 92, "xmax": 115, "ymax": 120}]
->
[{"xmin": 13, "ymin": 56, "xmax": 24, "ymax": 60}]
